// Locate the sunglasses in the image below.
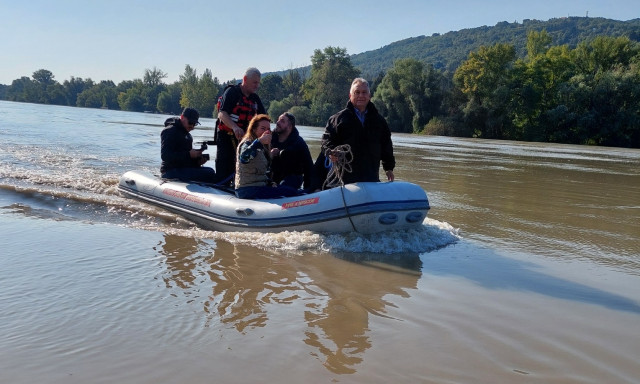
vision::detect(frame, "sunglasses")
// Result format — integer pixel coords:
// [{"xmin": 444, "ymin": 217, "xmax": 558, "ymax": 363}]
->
[{"xmin": 189, "ymin": 121, "xmax": 200, "ymax": 126}]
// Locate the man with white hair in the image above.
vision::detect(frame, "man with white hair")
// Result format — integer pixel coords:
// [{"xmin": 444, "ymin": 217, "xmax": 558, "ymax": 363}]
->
[
  {"xmin": 317, "ymin": 78, "xmax": 395, "ymax": 187},
  {"xmin": 215, "ymin": 67, "xmax": 266, "ymax": 185}
]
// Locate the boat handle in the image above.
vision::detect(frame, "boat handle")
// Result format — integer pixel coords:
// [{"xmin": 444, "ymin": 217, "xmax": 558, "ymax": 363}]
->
[
  {"xmin": 378, "ymin": 213, "xmax": 398, "ymax": 225},
  {"xmin": 405, "ymin": 211, "xmax": 424, "ymax": 223},
  {"xmin": 235, "ymin": 208, "xmax": 254, "ymax": 216}
]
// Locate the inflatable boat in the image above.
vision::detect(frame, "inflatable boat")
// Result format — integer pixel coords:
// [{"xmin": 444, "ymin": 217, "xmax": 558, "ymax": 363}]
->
[{"xmin": 118, "ymin": 170, "xmax": 430, "ymax": 234}]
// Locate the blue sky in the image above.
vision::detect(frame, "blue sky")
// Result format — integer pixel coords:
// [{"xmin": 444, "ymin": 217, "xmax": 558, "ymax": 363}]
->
[{"xmin": 1, "ymin": 0, "xmax": 638, "ymax": 85}]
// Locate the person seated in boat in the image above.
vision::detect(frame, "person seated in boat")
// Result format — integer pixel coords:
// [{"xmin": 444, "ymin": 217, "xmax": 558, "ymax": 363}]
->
[
  {"xmin": 235, "ymin": 114, "xmax": 300, "ymax": 199},
  {"xmin": 160, "ymin": 107, "xmax": 217, "ymax": 183},
  {"xmin": 317, "ymin": 77, "xmax": 395, "ymax": 188},
  {"xmin": 269, "ymin": 112, "xmax": 314, "ymax": 191}
]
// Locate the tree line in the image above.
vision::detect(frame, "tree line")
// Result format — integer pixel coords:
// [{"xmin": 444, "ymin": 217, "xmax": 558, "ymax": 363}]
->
[
  {"xmin": 1, "ymin": 31, "xmax": 638, "ymax": 148},
  {"xmin": 380, "ymin": 32, "xmax": 640, "ymax": 147}
]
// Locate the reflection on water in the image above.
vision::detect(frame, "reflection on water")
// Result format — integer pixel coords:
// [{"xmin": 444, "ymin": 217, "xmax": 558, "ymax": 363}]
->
[
  {"xmin": 156, "ymin": 234, "xmax": 422, "ymax": 374},
  {"xmin": 335, "ymin": 252, "xmax": 423, "ymax": 274},
  {"xmin": 157, "ymin": 234, "xmax": 206, "ymax": 290},
  {"xmin": 297, "ymin": 253, "xmax": 421, "ymax": 374},
  {"xmin": 205, "ymin": 241, "xmax": 302, "ymax": 332},
  {"xmin": 422, "ymin": 241, "xmax": 640, "ymax": 314}
]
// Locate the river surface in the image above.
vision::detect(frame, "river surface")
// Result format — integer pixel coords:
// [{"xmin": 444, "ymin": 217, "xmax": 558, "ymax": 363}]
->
[{"xmin": 1, "ymin": 100, "xmax": 639, "ymax": 383}]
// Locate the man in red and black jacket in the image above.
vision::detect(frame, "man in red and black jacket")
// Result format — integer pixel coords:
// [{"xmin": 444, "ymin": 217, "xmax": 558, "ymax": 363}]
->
[{"xmin": 215, "ymin": 67, "xmax": 265, "ymax": 186}]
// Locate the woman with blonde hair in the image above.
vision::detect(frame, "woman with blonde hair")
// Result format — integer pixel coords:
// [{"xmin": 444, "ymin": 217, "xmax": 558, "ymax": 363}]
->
[{"xmin": 235, "ymin": 114, "xmax": 300, "ymax": 199}]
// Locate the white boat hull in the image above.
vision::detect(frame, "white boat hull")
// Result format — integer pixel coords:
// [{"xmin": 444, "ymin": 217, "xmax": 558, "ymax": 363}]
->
[{"xmin": 118, "ymin": 171, "xmax": 430, "ymax": 234}]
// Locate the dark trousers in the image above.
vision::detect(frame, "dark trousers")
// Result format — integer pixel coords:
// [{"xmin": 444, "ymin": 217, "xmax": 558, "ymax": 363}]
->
[
  {"xmin": 279, "ymin": 174, "xmax": 304, "ymax": 190},
  {"xmin": 308, "ymin": 151, "xmax": 330, "ymax": 191},
  {"xmin": 235, "ymin": 185, "xmax": 300, "ymax": 199},
  {"xmin": 215, "ymin": 131, "xmax": 238, "ymax": 186},
  {"xmin": 161, "ymin": 167, "xmax": 217, "ymax": 183}
]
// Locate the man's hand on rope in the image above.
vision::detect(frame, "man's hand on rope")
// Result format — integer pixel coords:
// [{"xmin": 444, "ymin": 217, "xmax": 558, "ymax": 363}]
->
[
  {"xmin": 385, "ymin": 170, "xmax": 395, "ymax": 182},
  {"xmin": 323, "ymin": 145, "xmax": 353, "ymax": 189}
]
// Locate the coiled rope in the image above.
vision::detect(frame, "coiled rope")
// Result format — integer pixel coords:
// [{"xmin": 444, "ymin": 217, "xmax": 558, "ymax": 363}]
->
[{"xmin": 323, "ymin": 144, "xmax": 353, "ymax": 189}]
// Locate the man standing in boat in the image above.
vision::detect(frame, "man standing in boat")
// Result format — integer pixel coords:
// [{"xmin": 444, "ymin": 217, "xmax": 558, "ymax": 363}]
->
[
  {"xmin": 317, "ymin": 77, "xmax": 395, "ymax": 187},
  {"xmin": 270, "ymin": 112, "xmax": 314, "ymax": 191},
  {"xmin": 160, "ymin": 107, "xmax": 217, "ymax": 182},
  {"xmin": 215, "ymin": 67, "xmax": 266, "ymax": 186}
]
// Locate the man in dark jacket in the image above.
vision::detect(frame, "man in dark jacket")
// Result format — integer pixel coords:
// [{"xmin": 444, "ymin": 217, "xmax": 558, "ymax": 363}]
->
[
  {"xmin": 270, "ymin": 112, "xmax": 314, "ymax": 190},
  {"xmin": 160, "ymin": 107, "xmax": 217, "ymax": 182},
  {"xmin": 319, "ymin": 78, "xmax": 395, "ymax": 186}
]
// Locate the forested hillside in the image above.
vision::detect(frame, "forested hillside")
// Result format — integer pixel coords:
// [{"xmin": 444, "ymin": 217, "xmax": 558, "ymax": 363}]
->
[{"xmin": 351, "ymin": 17, "xmax": 640, "ymax": 79}]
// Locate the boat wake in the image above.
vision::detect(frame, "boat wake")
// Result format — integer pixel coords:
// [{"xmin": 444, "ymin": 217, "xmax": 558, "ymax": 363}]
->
[{"xmin": 212, "ymin": 218, "xmax": 460, "ymax": 254}]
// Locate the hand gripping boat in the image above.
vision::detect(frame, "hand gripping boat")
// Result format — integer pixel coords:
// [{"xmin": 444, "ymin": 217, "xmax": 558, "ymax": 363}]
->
[{"xmin": 118, "ymin": 170, "xmax": 430, "ymax": 234}]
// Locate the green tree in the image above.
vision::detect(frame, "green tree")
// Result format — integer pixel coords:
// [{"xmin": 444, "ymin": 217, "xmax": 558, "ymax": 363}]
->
[
  {"xmin": 32, "ymin": 69, "xmax": 55, "ymax": 85},
  {"xmin": 138, "ymin": 67, "xmax": 168, "ymax": 112},
  {"xmin": 373, "ymin": 58, "xmax": 445, "ymax": 133},
  {"xmin": 282, "ymin": 68, "xmax": 305, "ymax": 106},
  {"xmin": 511, "ymin": 43, "xmax": 576, "ymax": 141},
  {"xmin": 267, "ymin": 94, "xmax": 302, "ymax": 120},
  {"xmin": 526, "ymin": 29, "xmax": 552, "ymax": 58},
  {"xmin": 454, "ymin": 43, "xmax": 517, "ymax": 138},
  {"xmin": 196, "ymin": 69, "xmax": 221, "ymax": 117},
  {"xmin": 289, "ymin": 105, "xmax": 312, "ymax": 126},
  {"xmin": 116, "ymin": 80, "xmax": 138, "ymax": 96},
  {"xmin": 265, "ymin": 68, "xmax": 307, "ymax": 121},
  {"xmin": 303, "ymin": 46, "xmax": 359, "ymax": 125},
  {"xmin": 20, "ymin": 69, "xmax": 65, "ymax": 104},
  {"xmin": 542, "ymin": 36, "xmax": 640, "ymax": 147},
  {"xmin": 179, "ymin": 64, "xmax": 198, "ymax": 107},
  {"xmin": 575, "ymin": 36, "xmax": 638, "ymax": 75},
  {"xmin": 77, "ymin": 80, "xmax": 118, "ymax": 109},
  {"xmin": 267, "ymin": 98, "xmax": 290, "ymax": 121},
  {"xmin": 157, "ymin": 83, "xmax": 182, "ymax": 115},
  {"xmin": 5, "ymin": 77, "xmax": 32, "ymax": 102},
  {"xmin": 259, "ymin": 73, "xmax": 285, "ymax": 111},
  {"xmin": 369, "ymin": 71, "xmax": 385, "ymax": 96},
  {"xmin": 45, "ymin": 82, "xmax": 68, "ymax": 105},
  {"xmin": 585, "ymin": 68, "xmax": 640, "ymax": 146},
  {"xmin": 178, "ymin": 65, "xmax": 221, "ymax": 116},
  {"xmin": 117, "ymin": 79, "xmax": 145, "ymax": 112},
  {"xmin": 63, "ymin": 77, "xmax": 94, "ymax": 106},
  {"xmin": 144, "ymin": 67, "xmax": 167, "ymax": 87}
]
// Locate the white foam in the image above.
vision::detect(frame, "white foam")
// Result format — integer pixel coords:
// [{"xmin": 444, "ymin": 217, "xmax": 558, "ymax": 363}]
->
[{"xmin": 211, "ymin": 218, "xmax": 460, "ymax": 255}]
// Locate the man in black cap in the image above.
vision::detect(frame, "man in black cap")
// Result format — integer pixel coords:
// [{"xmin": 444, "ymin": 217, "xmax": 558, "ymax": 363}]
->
[{"xmin": 160, "ymin": 107, "xmax": 217, "ymax": 182}]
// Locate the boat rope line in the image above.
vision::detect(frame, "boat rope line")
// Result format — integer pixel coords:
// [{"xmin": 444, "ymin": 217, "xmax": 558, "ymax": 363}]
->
[
  {"xmin": 322, "ymin": 144, "xmax": 357, "ymax": 231},
  {"xmin": 339, "ymin": 185, "xmax": 357, "ymax": 232},
  {"xmin": 323, "ymin": 144, "xmax": 353, "ymax": 190}
]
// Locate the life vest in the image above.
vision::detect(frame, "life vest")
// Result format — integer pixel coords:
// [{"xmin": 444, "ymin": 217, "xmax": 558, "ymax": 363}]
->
[
  {"xmin": 217, "ymin": 86, "xmax": 260, "ymax": 133},
  {"xmin": 234, "ymin": 139, "xmax": 270, "ymax": 188}
]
